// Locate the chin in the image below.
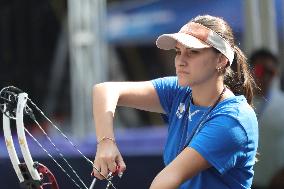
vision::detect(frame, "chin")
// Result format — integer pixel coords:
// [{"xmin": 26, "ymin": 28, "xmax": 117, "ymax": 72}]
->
[{"xmin": 178, "ymin": 79, "xmax": 191, "ymax": 87}]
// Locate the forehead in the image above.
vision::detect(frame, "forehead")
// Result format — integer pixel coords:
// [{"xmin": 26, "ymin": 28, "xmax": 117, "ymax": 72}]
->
[
  {"xmin": 175, "ymin": 42, "xmax": 214, "ymax": 54},
  {"xmin": 175, "ymin": 42, "xmax": 205, "ymax": 50}
]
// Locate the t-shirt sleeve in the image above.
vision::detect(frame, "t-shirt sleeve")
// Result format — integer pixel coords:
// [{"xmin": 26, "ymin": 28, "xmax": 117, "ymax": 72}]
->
[
  {"xmin": 189, "ymin": 115, "xmax": 247, "ymax": 174},
  {"xmin": 151, "ymin": 76, "xmax": 180, "ymax": 115}
]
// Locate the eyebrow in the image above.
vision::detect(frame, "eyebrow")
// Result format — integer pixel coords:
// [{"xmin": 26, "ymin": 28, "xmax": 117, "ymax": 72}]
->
[{"xmin": 175, "ymin": 46, "xmax": 199, "ymax": 51}]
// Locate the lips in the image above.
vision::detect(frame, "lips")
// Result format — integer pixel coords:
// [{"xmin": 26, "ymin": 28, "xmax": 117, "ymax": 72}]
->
[{"xmin": 177, "ymin": 70, "xmax": 190, "ymax": 75}]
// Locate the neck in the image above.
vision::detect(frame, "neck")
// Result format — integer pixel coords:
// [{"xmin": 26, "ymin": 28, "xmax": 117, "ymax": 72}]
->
[{"xmin": 191, "ymin": 78, "xmax": 225, "ymax": 107}]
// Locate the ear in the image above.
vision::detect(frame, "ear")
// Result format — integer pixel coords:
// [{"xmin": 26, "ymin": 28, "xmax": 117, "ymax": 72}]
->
[{"xmin": 216, "ymin": 54, "xmax": 229, "ymax": 69}]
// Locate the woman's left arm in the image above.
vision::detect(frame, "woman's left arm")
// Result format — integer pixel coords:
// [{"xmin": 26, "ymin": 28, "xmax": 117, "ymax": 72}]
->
[{"xmin": 149, "ymin": 147, "xmax": 211, "ymax": 189}]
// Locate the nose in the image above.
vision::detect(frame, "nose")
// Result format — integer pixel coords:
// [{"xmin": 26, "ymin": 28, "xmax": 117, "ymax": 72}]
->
[{"xmin": 175, "ymin": 56, "xmax": 187, "ymax": 68}]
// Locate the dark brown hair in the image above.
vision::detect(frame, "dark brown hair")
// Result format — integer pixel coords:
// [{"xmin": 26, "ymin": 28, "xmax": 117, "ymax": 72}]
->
[
  {"xmin": 191, "ymin": 15, "xmax": 256, "ymax": 105},
  {"xmin": 268, "ymin": 168, "xmax": 284, "ymax": 189}
]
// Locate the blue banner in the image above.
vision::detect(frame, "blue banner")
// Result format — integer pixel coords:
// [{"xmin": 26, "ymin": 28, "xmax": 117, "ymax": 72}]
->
[{"xmin": 107, "ymin": 0, "xmax": 245, "ymax": 44}]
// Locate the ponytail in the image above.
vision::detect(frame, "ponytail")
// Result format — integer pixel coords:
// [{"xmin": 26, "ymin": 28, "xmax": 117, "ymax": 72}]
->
[{"xmin": 224, "ymin": 46, "xmax": 256, "ymax": 105}]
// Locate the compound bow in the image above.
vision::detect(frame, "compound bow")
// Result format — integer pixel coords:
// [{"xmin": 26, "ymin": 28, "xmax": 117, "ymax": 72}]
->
[{"xmin": 1, "ymin": 86, "xmax": 119, "ymax": 189}]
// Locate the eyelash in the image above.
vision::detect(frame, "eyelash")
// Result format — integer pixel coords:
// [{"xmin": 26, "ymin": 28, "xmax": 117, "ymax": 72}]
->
[
  {"xmin": 175, "ymin": 50, "xmax": 181, "ymax": 55},
  {"xmin": 190, "ymin": 50, "xmax": 199, "ymax": 54},
  {"xmin": 175, "ymin": 49, "xmax": 199, "ymax": 56}
]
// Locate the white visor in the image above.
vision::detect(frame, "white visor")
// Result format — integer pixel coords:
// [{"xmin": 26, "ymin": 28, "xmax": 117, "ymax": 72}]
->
[{"xmin": 156, "ymin": 22, "xmax": 234, "ymax": 65}]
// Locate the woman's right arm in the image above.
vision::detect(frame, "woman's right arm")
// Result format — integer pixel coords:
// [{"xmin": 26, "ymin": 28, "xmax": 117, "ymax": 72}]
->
[{"xmin": 92, "ymin": 81, "xmax": 164, "ymax": 179}]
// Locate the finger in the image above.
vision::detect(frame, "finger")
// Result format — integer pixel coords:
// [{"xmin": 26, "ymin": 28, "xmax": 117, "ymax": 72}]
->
[
  {"xmin": 106, "ymin": 159, "xmax": 117, "ymax": 173},
  {"xmin": 92, "ymin": 162, "xmax": 104, "ymax": 180},
  {"xmin": 111, "ymin": 165, "xmax": 120, "ymax": 176},
  {"xmin": 92, "ymin": 162, "xmax": 101, "ymax": 173},
  {"xmin": 116, "ymin": 155, "xmax": 126, "ymax": 173},
  {"xmin": 100, "ymin": 162, "xmax": 109, "ymax": 179}
]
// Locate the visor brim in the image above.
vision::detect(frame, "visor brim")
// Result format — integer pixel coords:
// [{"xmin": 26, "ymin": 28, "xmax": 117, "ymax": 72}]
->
[{"xmin": 156, "ymin": 33, "xmax": 211, "ymax": 50}]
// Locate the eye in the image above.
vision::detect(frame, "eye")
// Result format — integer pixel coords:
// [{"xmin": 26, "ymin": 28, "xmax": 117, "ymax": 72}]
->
[
  {"xmin": 187, "ymin": 49, "xmax": 199, "ymax": 55},
  {"xmin": 175, "ymin": 49, "xmax": 181, "ymax": 55},
  {"xmin": 191, "ymin": 49, "xmax": 199, "ymax": 53}
]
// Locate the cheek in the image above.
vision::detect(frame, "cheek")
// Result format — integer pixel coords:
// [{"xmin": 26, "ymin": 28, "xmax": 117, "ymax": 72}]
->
[
  {"xmin": 199, "ymin": 56, "xmax": 217, "ymax": 72},
  {"xmin": 190, "ymin": 60, "xmax": 209, "ymax": 76},
  {"xmin": 191, "ymin": 60, "xmax": 216, "ymax": 82}
]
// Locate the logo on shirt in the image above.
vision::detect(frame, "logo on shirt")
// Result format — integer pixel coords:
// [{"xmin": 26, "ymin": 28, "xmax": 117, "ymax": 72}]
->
[
  {"xmin": 188, "ymin": 109, "xmax": 200, "ymax": 121},
  {"xmin": 176, "ymin": 103, "xmax": 185, "ymax": 119}
]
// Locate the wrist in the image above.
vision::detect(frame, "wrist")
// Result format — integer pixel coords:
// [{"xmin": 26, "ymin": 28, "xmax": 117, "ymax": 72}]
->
[{"xmin": 97, "ymin": 136, "xmax": 116, "ymax": 145}]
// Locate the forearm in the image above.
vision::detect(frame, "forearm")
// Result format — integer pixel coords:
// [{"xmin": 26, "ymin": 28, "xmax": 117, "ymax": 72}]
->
[
  {"xmin": 150, "ymin": 170, "xmax": 181, "ymax": 189},
  {"xmin": 93, "ymin": 80, "xmax": 164, "ymax": 140},
  {"xmin": 149, "ymin": 148, "xmax": 211, "ymax": 189},
  {"xmin": 93, "ymin": 83, "xmax": 119, "ymax": 140}
]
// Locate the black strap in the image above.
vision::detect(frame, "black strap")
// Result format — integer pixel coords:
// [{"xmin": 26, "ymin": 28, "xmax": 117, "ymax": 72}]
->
[{"xmin": 179, "ymin": 87, "xmax": 226, "ymax": 154}]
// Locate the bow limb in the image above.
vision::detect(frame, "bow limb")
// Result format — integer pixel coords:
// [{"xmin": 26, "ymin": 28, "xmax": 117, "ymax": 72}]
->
[
  {"xmin": 3, "ymin": 108, "xmax": 25, "ymax": 183},
  {"xmin": 16, "ymin": 93, "xmax": 42, "ymax": 182}
]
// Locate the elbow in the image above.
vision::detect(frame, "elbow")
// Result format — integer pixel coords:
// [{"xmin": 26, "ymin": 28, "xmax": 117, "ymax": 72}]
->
[
  {"xmin": 93, "ymin": 82, "xmax": 110, "ymax": 97},
  {"xmin": 93, "ymin": 83, "xmax": 107, "ymax": 103},
  {"xmin": 93, "ymin": 82, "xmax": 105, "ymax": 93},
  {"xmin": 93, "ymin": 82, "xmax": 120, "ymax": 102}
]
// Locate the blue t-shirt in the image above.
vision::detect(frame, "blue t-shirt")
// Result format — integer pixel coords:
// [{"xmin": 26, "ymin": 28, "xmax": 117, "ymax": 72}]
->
[{"xmin": 151, "ymin": 76, "xmax": 258, "ymax": 189}]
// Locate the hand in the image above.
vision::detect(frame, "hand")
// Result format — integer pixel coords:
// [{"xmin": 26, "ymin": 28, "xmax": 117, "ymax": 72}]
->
[{"xmin": 92, "ymin": 139, "xmax": 126, "ymax": 180}]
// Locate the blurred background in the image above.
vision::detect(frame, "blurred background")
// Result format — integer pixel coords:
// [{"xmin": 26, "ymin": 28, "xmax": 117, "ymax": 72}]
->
[{"xmin": 0, "ymin": 0, "xmax": 283, "ymax": 188}]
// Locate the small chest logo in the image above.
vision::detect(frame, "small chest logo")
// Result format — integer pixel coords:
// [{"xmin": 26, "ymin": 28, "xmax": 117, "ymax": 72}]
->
[
  {"xmin": 176, "ymin": 103, "xmax": 185, "ymax": 119},
  {"xmin": 188, "ymin": 110, "xmax": 200, "ymax": 121}
]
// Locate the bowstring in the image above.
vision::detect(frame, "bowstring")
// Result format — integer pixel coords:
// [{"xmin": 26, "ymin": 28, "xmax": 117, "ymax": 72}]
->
[
  {"xmin": 24, "ymin": 128, "xmax": 85, "ymax": 189},
  {"xmin": 28, "ymin": 99, "xmax": 93, "ymax": 165},
  {"xmin": 1, "ymin": 88, "xmax": 89, "ymax": 188},
  {"xmin": 30, "ymin": 118, "xmax": 88, "ymax": 189},
  {"xmin": 27, "ymin": 98, "xmax": 117, "ymax": 189},
  {"xmin": 0, "ymin": 86, "xmax": 117, "ymax": 189}
]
